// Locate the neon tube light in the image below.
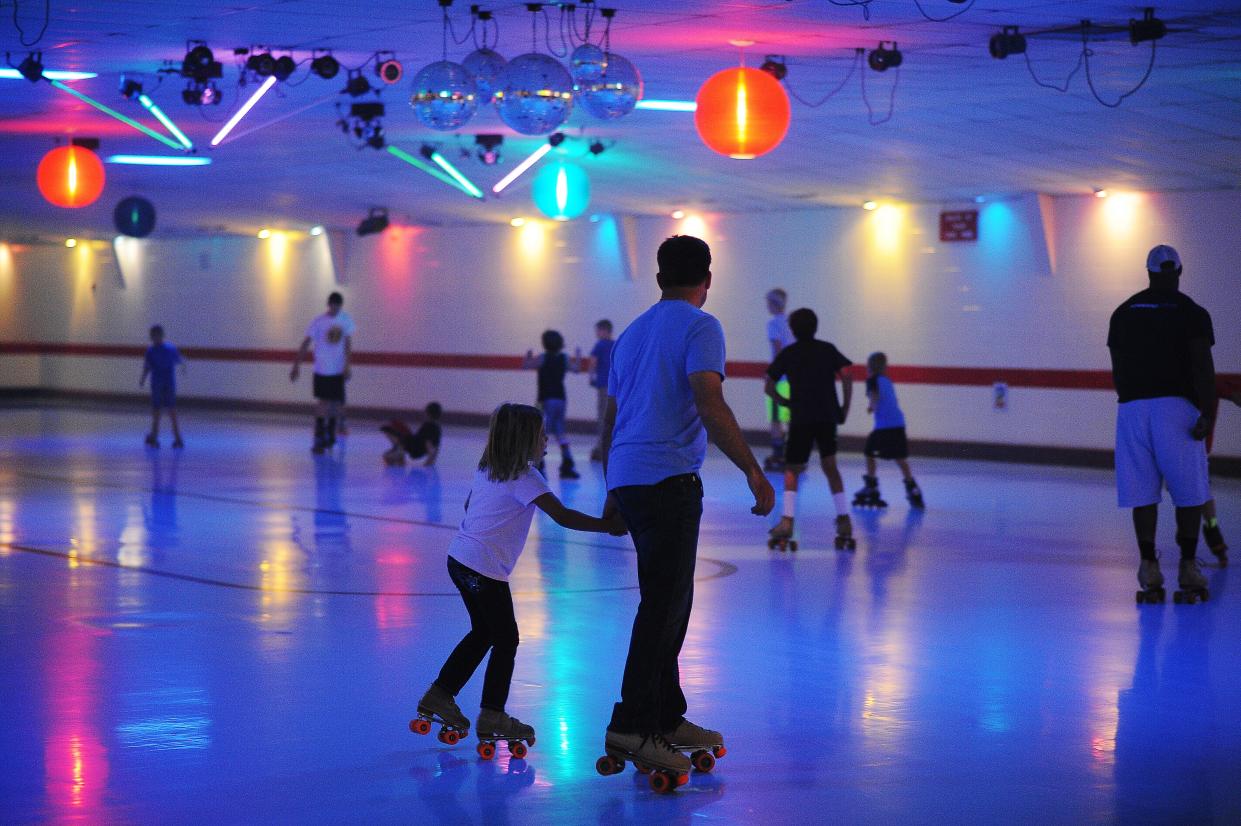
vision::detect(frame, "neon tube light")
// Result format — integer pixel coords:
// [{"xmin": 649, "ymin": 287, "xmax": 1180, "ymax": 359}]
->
[
  {"xmin": 210, "ymin": 76, "xmax": 277, "ymax": 146},
  {"xmin": 635, "ymin": 99, "xmax": 696, "ymax": 112},
  {"xmin": 386, "ymin": 145, "xmax": 476, "ymax": 196},
  {"xmin": 491, "ymin": 142, "xmax": 552, "ymax": 194},
  {"xmin": 106, "ymin": 155, "xmax": 211, "ymax": 166},
  {"xmin": 48, "ymin": 80, "xmax": 184, "ymax": 151},
  {"xmin": 138, "ymin": 94, "xmax": 192, "ymax": 150},
  {"xmin": 429, "ymin": 151, "xmax": 484, "ymax": 200},
  {"xmin": 0, "ymin": 68, "xmax": 97, "ymax": 80}
]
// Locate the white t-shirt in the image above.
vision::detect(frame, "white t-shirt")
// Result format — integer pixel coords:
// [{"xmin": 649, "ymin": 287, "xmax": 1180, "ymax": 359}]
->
[
  {"xmin": 767, "ymin": 314, "xmax": 794, "ymax": 353},
  {"xmin": 446, "ymin": 467, "xmax": 552, "ymax": 581},
  {"xmin": 305, "ymin": 310, "xmax": 355, "ymax": 376}
]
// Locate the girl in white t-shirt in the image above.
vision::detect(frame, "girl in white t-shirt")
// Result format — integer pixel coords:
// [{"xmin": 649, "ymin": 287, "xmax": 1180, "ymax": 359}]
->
[{"xmin": 411, "ymin": 403, "xmax": 626, "ymax": 755}]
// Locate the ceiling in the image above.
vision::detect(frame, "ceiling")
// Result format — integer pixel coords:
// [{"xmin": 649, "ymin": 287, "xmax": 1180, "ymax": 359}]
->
[{"xmin": 2, "ymin": 0, "xmax": 1240, "ymax": 236}]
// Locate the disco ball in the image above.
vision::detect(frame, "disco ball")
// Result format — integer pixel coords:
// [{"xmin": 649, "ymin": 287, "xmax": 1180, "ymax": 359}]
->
[
  {"xmin": 570, "ymin": 42, "xmax": 606, "ymax": 85},
  {"xmin": 496, "ymin": 53, "xmax": 574, "ymax": 135},
  {"xmin": 462, "ymin": 48, "xmax": 507, "ymax": 104},
  {"xmin": 409, "ymin": 60, "xmax": 478, "ymax": 131},
  {"xmin": 579, "ymin": 53, "xmax": 642, "ymax": 120}
]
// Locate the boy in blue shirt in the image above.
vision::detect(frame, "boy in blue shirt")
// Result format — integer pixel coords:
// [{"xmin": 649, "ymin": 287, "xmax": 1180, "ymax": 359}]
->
[
  {"xmin": 587, "ymin": 319, "xmax": 615, "ymax": 462},
  {"xmin": 139, "ymin": 324, "xmax": 186, "ymax": 448},
  {"xmin": 854, "ymin": 352, "xmax": 925, "ymax": 509}
]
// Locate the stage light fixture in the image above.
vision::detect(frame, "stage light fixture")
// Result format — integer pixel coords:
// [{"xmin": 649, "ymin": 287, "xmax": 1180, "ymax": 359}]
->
[
  {"xmin": 65, "ymin": 238, "xmax": 77, "ymax": 248},
  {"xmin": 1130, "ymin": 8, "xmax": 1167, "ymax": 44},
  {"xmin": 475, "ymin": 134, "xmax": 503, "ymax": 166},
  {"xmin": 16, "ymin": 51, "xmax": 43, "ymax": 82},
  {"xmin": 273, "ymin": 55, "xmax": 297, "ymax": 81},
  {"xmin": 376, "ymin": 53, "xmax": 403, "ymax": 84},
  {"xmin": 311, "ymin": 52, "xmax": 339, "ymax": 79},
  {"xmin": 989, "ymin": 27, "xmax": 1027, "ymax": 60},
  {"xmin": 247, "ymin": 52, "xmax": 276, "ymax": 77},
  {"xmin": 356, "ymin": 207, "xmax": 390, "ymax": 237},
  {"xmin": 119, "ymin": 76, "xmax": 143, "ymax": 99},
  {"xmin": 589, "ymin": 140, "xmax": 606, "ymax": 156},
  {"xmin": 343, "ymin": 70, "xmax": 371, "ymax": 97},
  {"xmin": 491, "ymin": 133, "xmax": 563, "ymax": 195},
  {"xmin": 868, "ymin": 42, "xmax": 902, "ymax": 72},
  {"xmin": 421, "ymin": 145, "xmax": 485, "ymax": 199},
  {"xmin": 182, "ymin": 81, "xmax": 221, "ymax": 106},
  {"xmin": 181, "ymin": 42, "xmax": 222, "ymax": 82},
  {"xmin": 210, "ymin": 75, "xmax": 277, "ymax": 146},
  {"xmin": 759, "ymin": 56, "xmax": 787, "ymax": 81}
]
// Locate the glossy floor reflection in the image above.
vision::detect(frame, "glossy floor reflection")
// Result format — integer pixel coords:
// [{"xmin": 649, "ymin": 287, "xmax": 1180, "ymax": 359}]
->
[{"xmin": 2, "ymin": 406, "xmax": 1239, "ymax": 824}]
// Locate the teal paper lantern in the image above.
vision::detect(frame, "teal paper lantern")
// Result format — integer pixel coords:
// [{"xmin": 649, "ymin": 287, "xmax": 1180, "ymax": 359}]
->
[{"xmin": 531, "ymin": 162, "xmax": 590, "ymax": 221}]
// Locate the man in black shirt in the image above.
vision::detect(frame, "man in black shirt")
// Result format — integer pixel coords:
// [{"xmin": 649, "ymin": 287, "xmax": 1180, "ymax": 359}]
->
[
  {"xmin": 764, "ymin": 308, "xmax": 855, "ymax": 550},
  {"xmin": 1107, "ymin": 244, "xmax": 1216, "ymax": 603}
]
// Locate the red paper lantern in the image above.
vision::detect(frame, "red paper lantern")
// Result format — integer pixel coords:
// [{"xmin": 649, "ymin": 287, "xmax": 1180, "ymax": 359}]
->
[
  {"xmin": 37, "ymin": 145, "xmax": 106, "ymax": 208},
  {"xmin": 694, "ymin": 66, "xmax": 790, "ymax": 159}
]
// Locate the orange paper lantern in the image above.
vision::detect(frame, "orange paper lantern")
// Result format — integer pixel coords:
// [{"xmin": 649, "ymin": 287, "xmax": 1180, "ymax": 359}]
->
[
  {"xmin": 37, "ymin": 145, "xmax": 106, "ymax": 208},
  {"xmin": 694, "ymin": 66, "xmax": 790, "ymax": 159}
]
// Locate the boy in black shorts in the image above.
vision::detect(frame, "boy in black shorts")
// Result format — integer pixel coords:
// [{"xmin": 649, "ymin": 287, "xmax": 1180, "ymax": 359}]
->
[
  {"xmin": 764, "ymin": 308, "xmax": 855, "ymax": 550},
  {"xmin": 381, "ymin": 402, "xmax": 443, "ymax": 466},
  {"xmin": 853, "ymin": 352, "xmax": 924, "ymax": 509}
]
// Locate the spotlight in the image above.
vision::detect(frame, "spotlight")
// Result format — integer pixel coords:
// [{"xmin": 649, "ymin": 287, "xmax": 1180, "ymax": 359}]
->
[
  {"xmin": 343, "ymin": 69, "xmax": 371, "ymax": 97},
  {"xmin": 310, "ymin": 225, "xmax": 325, "ymax": 236},
  {"xmin": 257, "ymin": 228, "xmax": 271, "ymax": 239},
  {"xmin": 357, "ymin": 207, "xmax": 390, "ymax": 237},
  {"xmin": 183, "ymin": 81, "xmax": 221, "ymax": 106},
  {"xmin": 863, "ymin": 200, "xmax": 878, "ymax": 210},
  {"xmin": 311, "ymin": 52, "xmax": 339, "ymax": 79},
  {"xmin": 475, "ymin": 134, "xmax": 503, "ymax": 165},
  {"xmin": 759, "ymin": 55, "xmax": 787, "ymax": 81},
  {"xmin": 65, "ymin": 238, "xmax": 77, "ymax": 248},
  {"xmin": 510, "ymin": 217, "xmax": 526, "ymax": 227},
  {"xmin": 247, "ymin": 51, "xmax": 276, "ymax": 77},
  {"xmin": 375, "ymin": 52, "xmax": 403, "ymax": 84},
  {"xmin": 350, "ymin": 102, "xmax": 385, "ymax": 122},
  {"xmin": 16, "ymin": 51, "xmax": 43, "ymax": 82},
  {"xmin": 181, "ymin": 41, "xmax": 222, "ymax": 81},
  {"xmin": 548, "ymin": 132, "xmax": 566, "ymax": 148},
  {"xmin": 671, "ymin": 209, "xmax": 685, "ymax": 219},
  {"xmin": 119, "ymin": 75, "xmax": 143, "ymax": 99},
  {"xmin": 867, "ymin": 42, "xmax": 902, "ymax": 72},
  {"xmin": 1094, "ymin": 188, "xmax": 1109, "ymax": 198},
  {"xmin": 588, "ymin": 140, "xmax": 606, "ymax": 156},
  {"xmin": 1130, "ymin": 8, "xmax": 1167, "ymax": 44},
  {"xmin": 273, "ymin": 55, "xmax": 297, "ymax": 81},
  {"xmin": 989, "ymin": 26, "xmax": 1027, "ymax": 60}
]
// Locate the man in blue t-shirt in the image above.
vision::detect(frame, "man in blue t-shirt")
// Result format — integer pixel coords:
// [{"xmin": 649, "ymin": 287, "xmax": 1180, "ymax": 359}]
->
[
  {"xmin": 139, "ymin": 324, "xmax": 186, "ymax": 448},
  {"xmin": 599, "ymin": 235, "xmax": 775, "ymax": 775}
]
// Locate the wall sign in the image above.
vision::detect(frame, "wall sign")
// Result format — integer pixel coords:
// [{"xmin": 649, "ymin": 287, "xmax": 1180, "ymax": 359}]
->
[{"xmin": 940, "ymin": 210, "xmax": 978, "ymax": 242}]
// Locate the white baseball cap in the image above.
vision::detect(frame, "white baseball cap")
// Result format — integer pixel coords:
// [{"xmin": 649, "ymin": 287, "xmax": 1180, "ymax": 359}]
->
[{"xmin": 1146, "ymin": 244, "xmax": 1182, "ymax": 273}]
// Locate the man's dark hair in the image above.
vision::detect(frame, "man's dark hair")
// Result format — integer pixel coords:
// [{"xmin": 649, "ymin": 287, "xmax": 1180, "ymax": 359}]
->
[
  {"xmin": 327, "ymin": 292, "xmax": 344, "ymax": 306},
  {"xmin": 426, "ymin": 402, "xmax": 443, "ymax": 420},
  {"xmin": 657, "ymin": 235, "xmax": 711, "ymax": 288},
  {"xmin": 541, "ymin": 329, "xmax": 564, "ymax": 352},
  {"xmin": 788, "ymin": 308, "xmax": 818, "ymax": 342},
  {"xmin": 149, "ymin": 324, "xmax": 164, "ymax": 338},
  {"xmin": 596, "ymin": 319, "xmax": 613, "ymax": 332}
]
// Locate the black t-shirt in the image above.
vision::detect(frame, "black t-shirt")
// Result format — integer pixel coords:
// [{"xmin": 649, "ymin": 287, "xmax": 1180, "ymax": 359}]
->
[
  {"xmin": 767, "ymin": 339, "xmax": 853, "ymax": 423},
  {"xmin": 402, "ymin": 421, "xmax": 441, "ymax": 457},
  {"xmin": 1107, "ymin": 288, "xmax": 1214, "ymax": 405},
  {"xmin": 537, "ymin": 352, "xmax": 568, "ymax": 401}
]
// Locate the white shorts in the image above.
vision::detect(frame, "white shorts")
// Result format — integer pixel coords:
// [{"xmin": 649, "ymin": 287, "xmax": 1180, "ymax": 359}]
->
[{"xmin": 1115, "ymin": 397, "xmax": 1209, "ymax": 508}]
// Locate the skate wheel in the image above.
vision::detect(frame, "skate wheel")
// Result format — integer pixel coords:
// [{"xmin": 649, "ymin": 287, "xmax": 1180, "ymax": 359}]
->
[
  {"xmin": 649, "ymin": 772, "xmax": 673, "ymax": 794},
  {"xmin": 510, "ymin": 740, "xmax": 528, "ymax": 759},
  {"xmin": 441, "ymin": 728, "xmax": 460, "ymax": 745},
  {"xmin": 410, "ymin": 718, "xmax": 432, "ymax": 735},
  {"xmin": 713, "ymin": 745, "xmax": 727, "ymax": 758},
  {"xmin": 789, "ymin": 541, "xmax": 798, "ymax": 551},
  {"xmin": 596, "ymin": 755, "xmax": 622, "ymax": 775},
  {"xmin": 478, "ymin": 742, "xmax": 496, "ymax": 760},
  {"xmin": 691, "ymin": 750, "xmax": 715, "ymax": 773},
  {"xmin": 676, "ymin": 772, "xmax": 689, "ymax": 787}
]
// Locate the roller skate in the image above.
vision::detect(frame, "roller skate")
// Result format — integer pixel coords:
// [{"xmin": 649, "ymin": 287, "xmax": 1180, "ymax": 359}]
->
[
  {"xmin": 1173, "ymin": 558, "xmax": 1209, "ymax": 604},
  {"xmin": 171, "ymin": 437, "xmax": 184, "ymax": 449},
  {"xmin": 767, "ymin": 516, "xmax": 797, "ymax": 551},
  {"xmin": 1134, "ymin": 558, "xmax": 1165, "ymax": 604},
  {"xmin": 325, "ymin": 418, "xmax": 338, "ymax": 448},
  {"xmin": 144, "ymin": 433, "xmax": 159, "ymax": 448},
  {"xmin": 1203, "ymin": 520, "xmax": 1228, "ymax": 566},
  {"xmin": 589, "ymin": 446, "xmax": 603, "ymax": 462},
  {"xmin": 475, "ymin": 709, "xmax": 536, "ymax": 761},
  {"xmin": 852, "ymin": 475, "xmax": 887, "ymax": 509},
  {"xmin": 663, "ymin": 719, "xmax": 727, "ymax": 774},
  {"xmin": 559, "ymin": 459, "xmax": 581, "ymax": 480},
  {"xmin": 311, "ymin": 419, "xmax": 328, "ymax": 454},
  {"xmin": 904, "ymin": 477, "xmax": 925, "ymax": 509},
  {"xmin": 596, "ymin": 730, "xmax": 690, "ymax": 794},
  {"xmin": 409, "ymin": 684, "xmax": 471, "ymax": 746},
  {"xmin": 834, "ymin": 513, "xmax": 857, "ymax": 551}
]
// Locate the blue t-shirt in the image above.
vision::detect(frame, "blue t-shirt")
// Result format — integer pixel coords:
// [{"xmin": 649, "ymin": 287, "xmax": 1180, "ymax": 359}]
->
[
  {"xmin": 590, "ymin": 338, "xmax": 614, "ymax": 388},
  {"xmin": 145, "ymin": 343, "xmax": 182, "ymax": 389},
  {"xmin": 607, "ymin": 300, "xmax": 726, "ymax": 489},
  {"xmin": 868, "ymin": 374, "xmax": 905, "ymax": 430}
]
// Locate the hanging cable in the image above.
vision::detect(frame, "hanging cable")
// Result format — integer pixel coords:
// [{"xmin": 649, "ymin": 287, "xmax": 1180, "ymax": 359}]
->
[
  {"xmin": 860, "ymin": 60, "xmax": 899, "ymax": 125},
  {"xmin": 826, "ymin": 0, "xmax": 873, "ymax": 22},
  {"xmin": 782, "ymin": 49, "xmax": 862, "ymax": 108},
  {"xmin": 540, "ymin": 5, "xmax": 569, "ymax": 57},
  {"xmin": 1081, "ymin": 24, "xmax": 1158, "ymax": 108},
  {"xmin": 913, "ymin": 0, "xmax": 975, "ymax": 23},
  {"xmin": 444, "ymin": 2, "xmax": 476, "ymax": 47},
  {"xmin": 12, "ymin": 0, "xmax": 50, "ymax": 47},
  {"xmin": 1022, "ymin": 47, "xmax": 1083, "ymax": 93}
]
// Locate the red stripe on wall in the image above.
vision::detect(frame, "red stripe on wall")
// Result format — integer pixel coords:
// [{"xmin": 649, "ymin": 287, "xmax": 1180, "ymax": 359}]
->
[{"xmin": 2, "ymin": 341, "xmax": 1236, "ymax": 391}]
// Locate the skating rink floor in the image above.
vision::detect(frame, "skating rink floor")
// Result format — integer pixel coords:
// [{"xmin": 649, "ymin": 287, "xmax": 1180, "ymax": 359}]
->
[{"xmin": 2, "ymin": 406, "xmax": 1239, "ymax": 824}]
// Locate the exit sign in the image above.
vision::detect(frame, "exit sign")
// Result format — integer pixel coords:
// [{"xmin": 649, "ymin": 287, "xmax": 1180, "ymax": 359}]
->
[{"xmin": 940, "ymin": 210, "xmax": 978, "ymax": 242}]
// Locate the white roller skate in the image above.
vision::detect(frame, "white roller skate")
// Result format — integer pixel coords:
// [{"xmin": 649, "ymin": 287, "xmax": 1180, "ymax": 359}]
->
[
  {"xmin": 1135, "ymin": 558, "xmax": 1165, "ymax": 604},
  {"xmin": 1173, "ymin": 558, "xmax": 1209, "ymax": 604},
  {"xmin": 767, "ymin": 516, "xmax": 797, "ymax": 551}
]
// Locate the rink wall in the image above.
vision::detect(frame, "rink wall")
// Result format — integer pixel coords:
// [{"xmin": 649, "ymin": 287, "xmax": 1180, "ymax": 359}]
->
[{"xmin": 1, "ymin": 189, "xmax": 1238, "ymax": 463}]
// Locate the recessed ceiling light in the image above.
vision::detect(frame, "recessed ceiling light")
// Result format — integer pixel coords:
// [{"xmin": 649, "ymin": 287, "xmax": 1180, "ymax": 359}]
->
[
  {"xmin": 1094, "ymin": 188, "xmax": 1109, "ymax": 198},
  {"xmin": 310, "ymin": 225, "xmax": 325, "ymax": 236},
  {"xmin": 671, "ymin": 209, "xmax": 685, "ymax": 219},
  {"xmin": 510, "ymin": 217, "xmax": 526, "ymax": 227},
  {"xmin": 65, "ymin": 238, "xmax": 77, "ymax": 248},
  {"xmin": 862, "ymin": 200, "xmax": 878, "ymax": 211},
  {"xmin": 257, "ymin": 229, "xmax": 271, "ymax": 239}
]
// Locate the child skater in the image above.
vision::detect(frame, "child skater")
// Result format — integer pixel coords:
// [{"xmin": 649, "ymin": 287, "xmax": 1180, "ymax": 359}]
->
[
  {"xmin": 764, "ymin": 289, "xmax": 796, "ymax": 471},
  {"xmin": 139, "ymin": 324, "xmax": 186, "ymax": 448},
  {"xmin": 523, "ymin": 330, "xmax": 580, "ymax": 479},
  {"xmin": 764, "ymin": 308, "xmax": 855, "ymax": 551},
  {"xmin": 380, "ymin": 402, "xmax": 443, "ymax": 467},
  {"xmin": 586, "ymin": 319, "xmax": 615, "ymax": 462},
  {"xmin": 853, "ymin": 352, "xmax": 925, "ymax": 509},
  {"xmin": 1201, "ymin": 379, "xmax": 1241, "ymax": 563},
  {"xmin": 412, "ymin": 403, "xmax": 626, "ymax": 754}
]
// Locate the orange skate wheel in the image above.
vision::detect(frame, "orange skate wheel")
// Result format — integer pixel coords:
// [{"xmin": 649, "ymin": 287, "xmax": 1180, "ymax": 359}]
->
[
  {"xmin": 691, "ymin": 750, "xmax": 715, "ymax": 773},
  {"xmin": 477, "ymin": 742, "xmax": 496, "ymax": 760},
  {"xmin": 676, "ymin": 772, "xmax": 689, "ymax": 787},
  {"xmin": 713, "ymin": 745, "xmax": 727, "ymax": 758},
  {"xmin": 649, "ymin": 772, "xmax": 672, "ymax": 794},
  {"xmin": 510, "ymin": 741, "xmax": 529, "ymax": 759},
  {"xmin": 596, "ymin": 756, "xmax": 613, "ymax": 775},
  {"xmin": 410, "ymin": 719, "xmax": 431, "ymax": 735},
  {"xmin": 442, "ymin": 729, "xmax": 460, "ymax": 745}
]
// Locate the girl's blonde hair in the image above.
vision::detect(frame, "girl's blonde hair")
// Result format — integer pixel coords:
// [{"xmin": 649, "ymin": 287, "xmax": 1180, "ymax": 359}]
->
[{"xmin": 479, "ymin": 403, "xmax": 544, "ymax": 482}]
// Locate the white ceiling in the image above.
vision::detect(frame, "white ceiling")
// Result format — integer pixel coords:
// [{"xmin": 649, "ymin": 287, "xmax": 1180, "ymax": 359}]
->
[{"xmin": 1, "ymin": 0, "xmax": 1239, "ymax": 236}]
